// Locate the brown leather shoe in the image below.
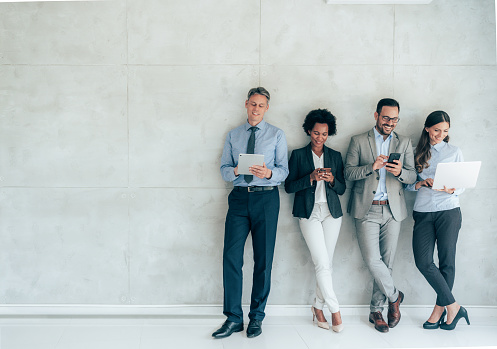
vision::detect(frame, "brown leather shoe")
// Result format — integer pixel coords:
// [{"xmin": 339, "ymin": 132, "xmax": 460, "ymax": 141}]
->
[
  {"xmin": 369, "ymin": 311, "xmax": 389, "ymax": 333},
  {"xmin": 388, "ymin": 291, "xmax": 404, "ymax": 328}
]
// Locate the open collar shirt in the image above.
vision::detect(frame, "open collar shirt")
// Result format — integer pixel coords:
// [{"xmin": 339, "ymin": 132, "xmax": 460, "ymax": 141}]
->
[{"xmin": 373, "ymin": 127, "xmax": 392, "ymax": 201}]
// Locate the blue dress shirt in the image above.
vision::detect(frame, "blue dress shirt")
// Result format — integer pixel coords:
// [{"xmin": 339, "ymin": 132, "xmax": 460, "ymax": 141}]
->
[
  {"xmin": 405, "ymin": 142, "xmax": 464, "ymax": 212},
  {"xmin": 220, "ymin": 120, "xmax": 289, "ymax": 187},
  {"xmin": 373, "ymin": 127, "xmax": 392, "ymax": 201}
]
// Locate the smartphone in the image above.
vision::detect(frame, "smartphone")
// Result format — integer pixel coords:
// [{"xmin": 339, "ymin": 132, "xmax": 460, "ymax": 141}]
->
[
  {"xmin": 317, "ymin": 168, "xmax": 331, "ymax": 173},
  {"xmin": 387, "ymin": 153, "xmax": 401, "ymax": 164}
]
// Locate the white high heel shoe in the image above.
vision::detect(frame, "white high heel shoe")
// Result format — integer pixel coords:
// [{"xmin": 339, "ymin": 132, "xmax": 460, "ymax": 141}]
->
[
  {"xmin": 331, "ymin": 311, "xmax": 344, "ymax": 333},
  {"xmin": 332, "ymin": 323, "xmax": 344, "ymax": 333},
  {"xmin": 311, "ymin": 306, "xmax": 330, "ymax": 330}
]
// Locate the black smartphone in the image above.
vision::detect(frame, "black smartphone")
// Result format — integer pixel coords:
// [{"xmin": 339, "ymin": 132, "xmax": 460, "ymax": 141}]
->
[{"xmin": 387, "ymin": 153, "xmax": 401, "ymax": 164}]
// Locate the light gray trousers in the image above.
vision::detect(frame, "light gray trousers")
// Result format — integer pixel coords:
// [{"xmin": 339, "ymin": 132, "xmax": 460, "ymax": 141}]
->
[{"xmin": 355, "ymin": 204, "xmax": 401, "ymax": 312}]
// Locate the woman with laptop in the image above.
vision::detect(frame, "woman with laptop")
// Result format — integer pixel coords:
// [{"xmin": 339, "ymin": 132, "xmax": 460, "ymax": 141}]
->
[
  {"xmin": 284, "ymin": 109, "xmax": 345, "ymax": 332},
  {"xmin": 405, "ymin": 111, "xmax": 469, "ymax": 330}
]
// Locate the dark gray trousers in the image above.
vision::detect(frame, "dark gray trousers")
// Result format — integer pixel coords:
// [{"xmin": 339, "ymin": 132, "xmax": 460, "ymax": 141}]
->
[
  {"xmin": 222, "ymin": 187, "xmax": 280, "ymax": 323},
  {"xmin": 412, "ymin": 207, "xmax": 462, "ymax": 306}
]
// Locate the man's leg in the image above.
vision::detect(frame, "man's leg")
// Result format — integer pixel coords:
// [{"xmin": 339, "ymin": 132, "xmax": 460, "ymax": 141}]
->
[
  {"xmin": 379, "ymin": 205, "xmax": 403, "ymax": 328},
  {"xmin": 248, "ymin": 188, "xmax": 280, "ymax": 322},
  {"xmin": 223, "ymin": 189, "xmax": 251, "ymax": 323},
  {"xmin": 378, "ymin": 205, "xmax": 401, "ymax": 304},
  {"xmin": 355, "ymin": 206, "xmax": 397, "ymax": 312}
]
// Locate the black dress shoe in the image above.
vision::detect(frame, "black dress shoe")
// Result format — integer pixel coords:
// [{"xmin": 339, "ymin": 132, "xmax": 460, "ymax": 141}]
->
[
  {"xmin": 440, "ymin": 306, "xmax": 470, "ymax": 331},
  {"xmin": 212, "ymin": 320, "xmax": 243, "ymax": 339},
  {"xmin": 423, "ymin": 309, "xmax": 446, "ymax": 329},
  {"xmin": 246, "ymin": 319, "xmax": 262, "ymax": 338}
]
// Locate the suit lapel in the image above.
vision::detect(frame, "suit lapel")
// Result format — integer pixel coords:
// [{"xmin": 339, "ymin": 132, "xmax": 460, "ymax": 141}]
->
[
  {"xmin": 323, "ymin": 146, "xmax": 329, "ymax": 168},
  {"xmin": 389, "ymin": 132, "xmax": 399, "ymax": 153},
  {"xmin": 305, "ymin": 143, "xmax": 315, "ymax": 171},
  {"xmin": 367, "ymin": 129, "xmax": 377, "ymax": 160}
]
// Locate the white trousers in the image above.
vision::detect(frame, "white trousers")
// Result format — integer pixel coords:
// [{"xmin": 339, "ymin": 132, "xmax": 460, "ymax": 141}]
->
[{"xmin": 299, "ymin": 202, "xmax": 342, "ymax": 313}]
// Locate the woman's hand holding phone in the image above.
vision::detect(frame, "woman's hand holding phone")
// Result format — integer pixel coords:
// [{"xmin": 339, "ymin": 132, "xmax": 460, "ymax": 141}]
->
[
  {"xmin": 311, "ymin": 168, "xmax": 334, "ymax": 184},
  {"xmin": 319, "ymin": 168, "xmax": 334, "ymax": 183}
]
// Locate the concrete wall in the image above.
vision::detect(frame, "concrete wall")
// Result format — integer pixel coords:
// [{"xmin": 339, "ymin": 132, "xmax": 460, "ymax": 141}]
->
[{"xmin": 0, "ymin": 0, "xmax": 496, "ymax": 306}]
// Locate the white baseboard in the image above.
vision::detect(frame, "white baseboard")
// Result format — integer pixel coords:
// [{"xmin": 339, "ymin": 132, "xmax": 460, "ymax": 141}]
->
[{"xmin": 1, "ymin": 304, "xmax": 496, "ymax": 317}]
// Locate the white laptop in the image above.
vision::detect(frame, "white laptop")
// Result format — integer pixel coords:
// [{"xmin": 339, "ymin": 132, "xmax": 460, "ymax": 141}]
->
[{"xmin": 432, "ymin": 161, "xmax": 482, "ymax": 190}]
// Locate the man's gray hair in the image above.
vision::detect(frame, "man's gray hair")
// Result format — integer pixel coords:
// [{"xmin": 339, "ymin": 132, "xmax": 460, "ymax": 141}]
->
[{"xmin": 247, "ymin": 87, "xmax": 270, "ymax": 103}]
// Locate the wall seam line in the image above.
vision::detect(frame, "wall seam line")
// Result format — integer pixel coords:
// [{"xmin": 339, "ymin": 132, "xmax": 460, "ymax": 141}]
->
[{"xmin": 125, "ymin": 0, "xmax": 132, "ymax": 305}]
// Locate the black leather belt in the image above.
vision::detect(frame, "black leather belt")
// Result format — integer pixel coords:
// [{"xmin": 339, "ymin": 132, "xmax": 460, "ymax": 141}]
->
[
  {"xmin": 235, "ymin": 186, "xmax": 275, "ymax": 193},
  {"xmin": 372, "ymin": 200, "xmax": 389, "ymax": 205}
]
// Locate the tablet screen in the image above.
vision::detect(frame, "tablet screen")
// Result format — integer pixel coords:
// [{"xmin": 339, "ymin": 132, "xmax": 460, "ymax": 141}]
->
[{"xmin": 238, "ymin": 154, "xmax": 264, "ymax": 175}]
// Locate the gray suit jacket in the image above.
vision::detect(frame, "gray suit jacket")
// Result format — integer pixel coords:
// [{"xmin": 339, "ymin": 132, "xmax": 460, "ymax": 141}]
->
[{"xmin": 344, "ymin": 128, "xmax": 416, "ymax": 221}]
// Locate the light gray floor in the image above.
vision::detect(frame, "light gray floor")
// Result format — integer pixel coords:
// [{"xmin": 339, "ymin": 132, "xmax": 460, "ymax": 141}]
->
[{"xmin": 1, "ymin": 308, "xmax": 497, "ymax": 349}]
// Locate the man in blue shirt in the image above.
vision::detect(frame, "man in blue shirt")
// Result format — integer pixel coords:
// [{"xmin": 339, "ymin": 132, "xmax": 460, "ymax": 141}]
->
[
  {"xmin": 212, "ymin": 87, "xmax": 289, "ymax": 339},
  {"xmin": 344, "ymin": 98, "xmax": 416, "ymax": 333}
]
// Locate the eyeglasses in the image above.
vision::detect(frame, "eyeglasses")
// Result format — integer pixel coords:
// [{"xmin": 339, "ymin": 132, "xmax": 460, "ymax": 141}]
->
[{"xmin": 381, "ymin": 116, "xmax": 400, "ymax": 123}]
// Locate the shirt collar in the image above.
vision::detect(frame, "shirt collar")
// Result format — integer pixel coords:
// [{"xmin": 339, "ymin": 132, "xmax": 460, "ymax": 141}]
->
[
  {"xmin": 245, "ymin": 119, "xmax": 266, "ymax": 131},
  {"xmin": 373, "ymin": 127, "xmax": 392, "ymax": 141},
  {"xmin": 431, "ymin": 141, "xmax": 447, "ymax": 152}
]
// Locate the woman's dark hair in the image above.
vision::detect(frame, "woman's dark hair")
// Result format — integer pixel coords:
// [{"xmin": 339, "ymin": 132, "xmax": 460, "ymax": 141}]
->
[
  {"xmin": 302, "ymin": 109, "xmax": 337, "ymax": 136},
  {"xmin": 415, "ymin": 110, "xmax": 451, "ymax": 173}
]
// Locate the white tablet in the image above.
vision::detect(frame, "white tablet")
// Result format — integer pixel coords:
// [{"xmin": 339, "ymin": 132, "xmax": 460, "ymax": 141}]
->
[
  {"xmin": 432, "ymin": 161, "xmax": 482, "ymax": 189},
  {"xmin": 238, "ymin": 154, "xmax": 264, "ymax": 175}
]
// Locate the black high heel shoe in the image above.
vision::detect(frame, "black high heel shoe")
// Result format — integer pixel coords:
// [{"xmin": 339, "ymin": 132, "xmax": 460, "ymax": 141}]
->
[
  {"xmin": 440, "ymin": 306, "xmax": 470, "ymax": 330},
  {"xmin": 423, "ymin": 309, "xmax": 446, "ymax": 329}
]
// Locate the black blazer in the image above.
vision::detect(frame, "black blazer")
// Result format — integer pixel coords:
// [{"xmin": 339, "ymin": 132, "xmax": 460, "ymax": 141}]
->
[{"xmin": 285, "ymin": 143, "xmax": 346, "ymax": 219}]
